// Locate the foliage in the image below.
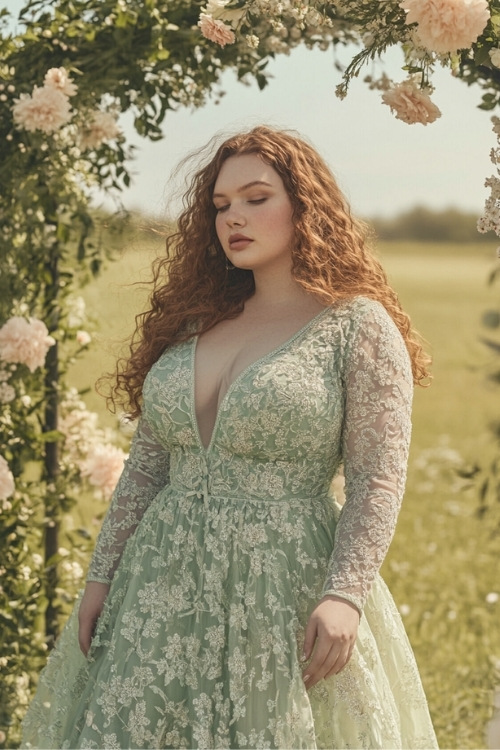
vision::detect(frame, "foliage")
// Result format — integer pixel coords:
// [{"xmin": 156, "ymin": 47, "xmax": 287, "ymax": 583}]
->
[{"xmin": 371, "ymin": 206, "xmax": 498, "ymax": 243}]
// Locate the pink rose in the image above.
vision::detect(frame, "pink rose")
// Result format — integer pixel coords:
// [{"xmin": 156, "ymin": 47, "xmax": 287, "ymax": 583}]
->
[
  {"xmin": 12, "ymin": 85, "xmax": 72, "ymax": 134},
  {"xmin": 400, "ymin": 0, "xmax": 490, "ymax": 54},
  {"xmin": 81, "ymin": 444, "xmax": 127, "ymax": 500},
  {"xmin": 0, "ymin": 316, "xmax": 55, "ymax": 372},
  {"xmin": 0, "ymin": 456, "xmax": 15, "ymax": 502},
  {"xmin": 76, "ymin": 330, "xmax": 91, "ymax": 346},
  {"xmin": 198, "ymin": 13, "xmax": 236, "ymax": 47},
  {"xmin": 79, "ymin": 110, "xmax": 121, "ymax": 151},
  {"xmin": 44, "ymin": 67, "xmax": 78, "ymax": 97},
  {"xmin": 382, "ymin": 79, "xmax": 441, "ymax": 125}
]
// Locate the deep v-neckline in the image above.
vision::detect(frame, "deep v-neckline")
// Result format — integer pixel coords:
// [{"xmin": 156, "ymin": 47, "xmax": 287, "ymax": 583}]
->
[{"xmin": 190, "ymin": 306, "xmax": 331, "ymax": 453}]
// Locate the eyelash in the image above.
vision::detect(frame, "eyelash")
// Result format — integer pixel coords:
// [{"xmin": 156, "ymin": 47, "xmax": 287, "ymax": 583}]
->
[{"xmin": 215, "ymin": 198, "xmax": 267, "ymax": 213}]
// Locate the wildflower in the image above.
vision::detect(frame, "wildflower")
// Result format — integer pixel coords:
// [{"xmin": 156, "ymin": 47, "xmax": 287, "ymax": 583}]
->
[
  {"xmin": 0, "ymin": 456, "xmax": 15, "ymax": 502},
  {"xmin": 66, "ymin": 296, "xmax": 86, "ymax": 328},
  {"xmin": 12, "ymin": 85, "xmax": 72, "ymax": 134},
  {"xmin": 198, "ymin": 13, "xmax": 236, "ymax": 47},
  {"xmin": 486, "ymin": 592, "xmax": 499, "ymax": 604},
  {"xmin": 400, "ymin": 0, "xmax": 490, "ymax": 54},
  {"xmin": 246, "ymin": 34, "xmax": 260, "ymax": 49},
  {"xmin": 0, "ymin": 382, "xmax": 15, "ymax": 403},
  {"xmin": 0, "ymin": 317, "xmax": 55, "ymax": 372},
  {"xmin": 61, "ymin": 559, "xmax": 84, "ymax": 583},
  {"xmin": 382, "ymin": 79, "xmax": 441, "ymax": 125}
]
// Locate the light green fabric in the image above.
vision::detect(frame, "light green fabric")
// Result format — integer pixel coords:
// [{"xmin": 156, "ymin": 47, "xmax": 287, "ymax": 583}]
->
[{"xmin": 22, "ymin": 298, "xmax": 438, "ymax": 749}]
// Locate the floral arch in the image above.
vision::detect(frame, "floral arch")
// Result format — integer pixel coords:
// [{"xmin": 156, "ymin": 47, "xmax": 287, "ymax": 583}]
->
[{"xmin": 0, "ymin": 0, "xmax": 499, "ymax": 744}]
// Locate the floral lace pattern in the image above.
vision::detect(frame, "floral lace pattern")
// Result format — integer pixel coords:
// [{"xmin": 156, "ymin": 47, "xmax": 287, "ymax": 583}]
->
[{"xmin": 22, "ymin": 297, "xmax": 437, "ymax": 749}]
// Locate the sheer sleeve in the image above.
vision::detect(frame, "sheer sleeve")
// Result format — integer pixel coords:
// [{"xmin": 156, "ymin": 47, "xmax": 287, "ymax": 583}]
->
[
  {"xmin": 86, "ymin": 416, "xmax": 170, "ymax": 585},
  {"xmin": 322, "ymin": 302, "xmax": 413, "ymax": 613}
]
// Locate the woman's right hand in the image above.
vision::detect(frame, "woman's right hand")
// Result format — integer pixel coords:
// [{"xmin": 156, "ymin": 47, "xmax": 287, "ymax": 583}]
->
[{"xmin": 78, "ymin": 581, "xmax": 110, "ymax": 656}]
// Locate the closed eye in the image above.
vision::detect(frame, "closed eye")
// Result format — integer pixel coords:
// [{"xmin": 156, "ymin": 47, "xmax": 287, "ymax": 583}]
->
[{"xmin": 214, "ymin": 197, "xmax": 266, "ymax": 213}]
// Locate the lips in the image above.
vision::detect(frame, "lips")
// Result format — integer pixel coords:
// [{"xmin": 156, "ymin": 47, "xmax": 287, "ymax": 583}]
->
[{"xmin": 229, "ymin": 233, "xmax": 252, "ymax": 250}]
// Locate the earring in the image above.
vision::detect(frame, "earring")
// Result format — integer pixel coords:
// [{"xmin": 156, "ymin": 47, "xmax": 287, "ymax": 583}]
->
[{"xmin": 225, "ymin": 257, "xmax": 236, "ymax": 271}]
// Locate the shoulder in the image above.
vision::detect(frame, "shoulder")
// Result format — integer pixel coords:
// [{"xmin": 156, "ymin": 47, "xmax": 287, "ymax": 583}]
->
[
  {"xmin": 321, "ymin": 296, "xmax": 399, "ymax": 343},
  {"xmin": 333, "ymin": 295, "xmax": 392, "ymax": 326},
  {"xmin": 329, "ymin": 297, "xmax": 412, "ymax": 380}
]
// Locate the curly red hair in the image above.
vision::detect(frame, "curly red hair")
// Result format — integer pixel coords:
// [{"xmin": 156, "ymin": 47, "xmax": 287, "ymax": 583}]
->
[{"xmin": 110, "ymin": 126, "xmax": 430, "ymax": 417}]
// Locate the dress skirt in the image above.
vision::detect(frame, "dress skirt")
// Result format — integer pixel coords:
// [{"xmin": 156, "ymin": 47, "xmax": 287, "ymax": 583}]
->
[{"xmin": 21, "ymin": 488, "xmax": 438, "ymax": 749}]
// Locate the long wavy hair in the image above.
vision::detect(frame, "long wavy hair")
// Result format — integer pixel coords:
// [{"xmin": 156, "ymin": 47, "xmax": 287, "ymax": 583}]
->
[{"xmin": 110, "ymin": 125, "xmax": 430, "ymax": 417}]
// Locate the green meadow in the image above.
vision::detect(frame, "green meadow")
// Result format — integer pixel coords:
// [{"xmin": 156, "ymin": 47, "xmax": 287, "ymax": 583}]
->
[{"xmin": 68, "ymin": 232, "xmax": 500, "ymax": 749}]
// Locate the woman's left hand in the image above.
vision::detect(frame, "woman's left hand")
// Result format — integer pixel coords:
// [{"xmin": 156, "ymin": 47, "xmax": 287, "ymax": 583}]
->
[{"xmin": 302, "ymin": 595, "xmax": 360, "ymax": 689}]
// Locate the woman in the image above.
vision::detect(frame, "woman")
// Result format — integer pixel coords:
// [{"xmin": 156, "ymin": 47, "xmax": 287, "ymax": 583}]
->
[{"xmin": 22, "ymin": 126, "xmax": 438, "ymax": 749}]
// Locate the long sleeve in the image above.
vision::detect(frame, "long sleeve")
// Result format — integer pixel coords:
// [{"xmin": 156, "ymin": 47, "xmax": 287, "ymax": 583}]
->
[
  {"xmin": 322, "ymin": 302, "xmax": 413, "ymax": 613},
  {"xmin": 86, "ymin": 416, "xmax": 171, "ymax": 585}
]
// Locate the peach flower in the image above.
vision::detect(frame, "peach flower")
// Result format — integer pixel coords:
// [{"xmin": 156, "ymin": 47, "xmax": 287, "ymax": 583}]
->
[
  {"xmin": 0, "ymin": 316, "xmax": 55, "ymax": 372},
  {"xmin": 44, "ymin": 67, "xmax": 78, "ymax": 97},
  {"xmin": 76, "ymin": 330, "xmax": 91, "ymax": 346},
  {"xmin": 400, "ymin": 0, "xmax": 490, "ymax": 54},
  {"xmin": 81, "ymin": 444, "xmax": 127, "ymax": 500},
  {"xmin": 0, "ymin": 456, "xmax": 15, "ymax": 502},
  {"xmin": 12, "ymin": 85, "xmax": 72, "ymax": 134},
  {"xmin": 198, "ymin": 13, "xmax": 236, "ymax": 47},
  {"xmin": 382, "ymin": 79, "xmax": 441, "ymax": 125},
  {"xmin": 79, "ymin": 110, "xmax": 121, "ymax": 150}
]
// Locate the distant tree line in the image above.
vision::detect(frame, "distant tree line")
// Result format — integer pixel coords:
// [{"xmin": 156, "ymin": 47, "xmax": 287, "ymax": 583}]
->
[{"xmin": 369, "ymin": 206, "xmax": 495, "ymax": 243}]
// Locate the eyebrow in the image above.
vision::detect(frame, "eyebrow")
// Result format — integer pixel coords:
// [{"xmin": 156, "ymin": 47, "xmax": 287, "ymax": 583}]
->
[{"xmin": 213, "ymin": 180, "xmax": 273, "ymax": 199}]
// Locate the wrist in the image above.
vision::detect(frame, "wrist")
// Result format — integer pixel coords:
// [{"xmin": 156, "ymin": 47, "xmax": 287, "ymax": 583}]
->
[{"xmin": 320, "ymin": 594, "xmax": 361, "ymax": 618}]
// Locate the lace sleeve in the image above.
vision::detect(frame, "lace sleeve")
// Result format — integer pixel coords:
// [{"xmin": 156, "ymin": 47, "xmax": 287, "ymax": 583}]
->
[
  {"xmin": 322, "ymin": 301, "xmax": 413, "ymax": 613},
  {"xmin": 86, "ymin": 416, "xmax": 170, "ymax": 585}
]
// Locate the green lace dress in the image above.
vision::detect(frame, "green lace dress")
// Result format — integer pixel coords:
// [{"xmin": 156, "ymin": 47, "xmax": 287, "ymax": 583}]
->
[{"xmin": 21, "ymin": 297, "xmax": 438, "ymax": 749}]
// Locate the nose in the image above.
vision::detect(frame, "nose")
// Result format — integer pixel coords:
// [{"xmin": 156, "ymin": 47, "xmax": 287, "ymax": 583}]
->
[{"xmin": 225, "ymin": 204, "xmax": 245, "ymax": 227}]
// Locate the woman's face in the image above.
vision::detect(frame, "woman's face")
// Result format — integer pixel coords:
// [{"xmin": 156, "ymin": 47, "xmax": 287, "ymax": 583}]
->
[{"xmin": 213, "ymin": 154, "xmax": 295, "ymax": 274}]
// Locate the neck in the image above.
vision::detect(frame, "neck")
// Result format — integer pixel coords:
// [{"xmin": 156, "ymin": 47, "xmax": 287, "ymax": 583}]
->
[{"xmin": 251, "ymin": 267, "xmax": 310, "ymax": 308}]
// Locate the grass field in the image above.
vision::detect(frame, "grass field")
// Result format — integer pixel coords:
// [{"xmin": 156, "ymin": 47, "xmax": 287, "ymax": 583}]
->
[{"xmin": 68, "ymin": 232, "xmax": 500, "ymax": 749}]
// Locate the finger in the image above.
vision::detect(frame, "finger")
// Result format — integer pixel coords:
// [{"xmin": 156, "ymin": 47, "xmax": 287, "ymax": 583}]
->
[
  {"xmin": 78, "ymin": 617, "xmax": 95, "ymax": 657},
  {"xmin": 302, "ymin": 618, "xmax": 318, "ymax": 661},
  {"xmin": 78, "ymin": 630, "xmax": 90, "ymax": 657},
  {"xmin": 323, "ymin": 645, "xmax": 351, "ymax": 680},
  {"xmin": 303, "ymin": 640, "xmax": 338, "ymax": 687}
]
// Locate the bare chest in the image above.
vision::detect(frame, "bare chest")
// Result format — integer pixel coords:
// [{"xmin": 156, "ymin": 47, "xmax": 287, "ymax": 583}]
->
[{"xmin": 193, "ymin": 308, "xmax": 325, "ymax": 448}]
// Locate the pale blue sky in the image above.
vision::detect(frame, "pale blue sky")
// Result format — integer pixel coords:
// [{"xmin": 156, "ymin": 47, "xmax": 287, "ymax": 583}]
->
[
  {"xmin": 103, "ymin": 44, "xmax": 495, "ymax": 220},
  {"xmin": 5, "ymin": 1, "xmax": 496, "ymax": 219}
]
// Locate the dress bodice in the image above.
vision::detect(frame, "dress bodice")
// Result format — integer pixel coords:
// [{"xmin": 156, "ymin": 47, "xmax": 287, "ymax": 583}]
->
[
  {"xmin": 142, "ymin": 305, "xmax": 342, "ymax": 503},
  {"xmin": 87, "ymin": 296, "xmax": 413, "ymax": 614}
]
